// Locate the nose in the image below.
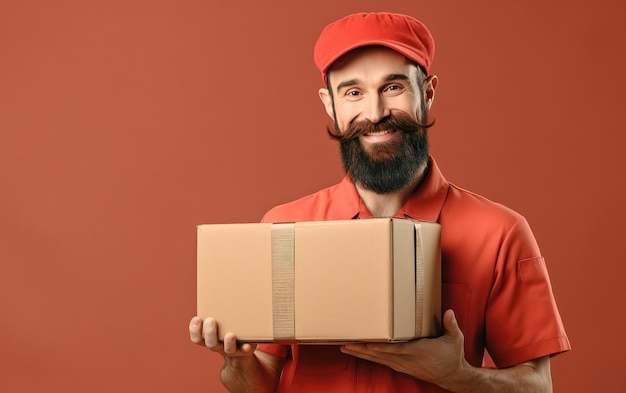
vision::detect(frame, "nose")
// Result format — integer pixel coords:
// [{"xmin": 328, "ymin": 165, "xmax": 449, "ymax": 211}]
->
[{"xmin": 362, "ymin": 94, "xmax": 389, "ymax": 124}]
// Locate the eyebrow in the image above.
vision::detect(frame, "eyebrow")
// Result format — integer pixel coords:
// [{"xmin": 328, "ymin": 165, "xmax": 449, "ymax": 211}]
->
[{"xmin": 335, "ymin": 74, "xmax": 410, "ymax": 93}]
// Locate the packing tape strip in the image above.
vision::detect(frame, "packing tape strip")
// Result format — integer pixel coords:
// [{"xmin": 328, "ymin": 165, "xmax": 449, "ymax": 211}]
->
[
  {"xmin": 271, "ymin": 223, "xmax": 296, "ymax": 341},
  {"xmin": 414, "ymin": 224, "xmax": 424, "ymax": 338}
]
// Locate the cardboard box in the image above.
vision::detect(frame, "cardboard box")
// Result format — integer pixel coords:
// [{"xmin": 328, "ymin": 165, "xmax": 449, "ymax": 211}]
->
[{"xmin": 197, "ymin": 218, "xmax": 441, "ymax": 343}]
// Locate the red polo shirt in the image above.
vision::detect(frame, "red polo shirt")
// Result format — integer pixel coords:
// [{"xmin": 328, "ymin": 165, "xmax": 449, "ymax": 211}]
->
[{"xmin": 258, "ymin": 157, "xmax": 570, "ymax": 392}]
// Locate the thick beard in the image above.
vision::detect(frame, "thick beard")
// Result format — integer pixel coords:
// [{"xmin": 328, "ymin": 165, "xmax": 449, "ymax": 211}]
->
[{"xmin": 338, "ymin": 112, "xmax": 430, "ymax": 194}]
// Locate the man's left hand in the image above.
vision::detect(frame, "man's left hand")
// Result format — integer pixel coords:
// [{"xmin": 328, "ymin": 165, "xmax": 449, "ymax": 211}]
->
[{"xmin": 340, "ymin": 309, "xmax": 468, "ymax": 386}]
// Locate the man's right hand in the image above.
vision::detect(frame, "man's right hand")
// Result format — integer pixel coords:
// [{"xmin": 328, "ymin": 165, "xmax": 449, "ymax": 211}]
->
[
  {"xmin": 189, "ymin": 316, "xmax": 284, "ymax": 393},
  {"xmin": 189, "ymin": 316, "xmax": 257, "ymax": 358}
]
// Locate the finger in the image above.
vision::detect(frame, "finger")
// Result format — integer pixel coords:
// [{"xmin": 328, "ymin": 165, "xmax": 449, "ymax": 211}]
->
[
  {"xmin": 240, "ymin": 342, "xmax": 257, "ymax": 354},
  {"xmin": 342, "ymin": 343, "xmax": 367, "ymax": 355},
  {"xmin": 189, "ymin": 316, "xmax": 203, "ymax": 344},
  {"xmin": 344, "ymin": 342, "xmax": 401, "ymax": 354},
  {"xmin": 223, "ymin": 332, "xmax": 238, "ymax": 355},
  {"xmin": 203, "ymin": 318, "xmax": 220, "ymax": 348},
  {"xmin": 341, "ymin": 346, "xmax": 396, "ymax": 368},
  {"xmin": 375, "ymin": 343, "xmax": 405, "ymax": 354}
]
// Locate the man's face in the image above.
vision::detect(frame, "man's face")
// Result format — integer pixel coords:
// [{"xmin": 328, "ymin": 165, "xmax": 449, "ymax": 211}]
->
[{"xmin": 318, "ymin": 46, "xmax": 436, "ymax": 194}]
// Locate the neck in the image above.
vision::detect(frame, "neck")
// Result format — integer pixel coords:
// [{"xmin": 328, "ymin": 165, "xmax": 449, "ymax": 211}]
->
[{"xmin": 355, "ymin": 162, "xmax": 429, "ymax": 218}]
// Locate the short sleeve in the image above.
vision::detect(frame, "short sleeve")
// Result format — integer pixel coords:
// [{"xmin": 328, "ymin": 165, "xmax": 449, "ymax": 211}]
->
[{"xmin": 485, "ymin": 218, "xmax": 571, "ymax": 368}]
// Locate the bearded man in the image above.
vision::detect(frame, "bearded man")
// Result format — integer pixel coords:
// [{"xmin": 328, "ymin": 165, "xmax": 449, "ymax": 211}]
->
[{"xmin": 189, "ymin": 12, "xmax": 571, "ymax": 393}]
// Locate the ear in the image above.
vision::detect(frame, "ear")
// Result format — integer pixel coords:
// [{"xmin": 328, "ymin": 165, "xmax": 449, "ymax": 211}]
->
[
  {"xmin": 424, "ymin": 75, "xmax": 438, "ymax": 111},
  {"xmin": 318, "ymin": 87, "xmax": 335, "ymax": 119}
]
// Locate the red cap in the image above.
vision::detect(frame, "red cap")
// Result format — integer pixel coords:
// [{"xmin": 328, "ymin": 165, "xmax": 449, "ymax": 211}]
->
[{"xmin": 313, "ymin": 12, "xmax": 435, "ymax": 85}]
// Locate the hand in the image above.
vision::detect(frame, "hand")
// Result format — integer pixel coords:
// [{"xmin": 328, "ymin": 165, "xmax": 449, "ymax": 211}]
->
[
  {"xmin": 340, "ymin": 309, "xmax": 468, "ymax": 386},
  {"xmin": 189, "ymin": 316, "xmax": 257, "ymax": 359},
  {"xmin": 189, "ymin": 316, "xmax": 284, "ymax": 392}
]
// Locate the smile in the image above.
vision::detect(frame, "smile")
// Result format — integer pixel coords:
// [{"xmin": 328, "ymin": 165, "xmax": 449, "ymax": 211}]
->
[
  {"xmin": 365, "ymin": 130, "xmax": 394, "ymax": 137},
  {"xmin": 361, "ymin": 129, "xmax": 397, "ymax": 143}
]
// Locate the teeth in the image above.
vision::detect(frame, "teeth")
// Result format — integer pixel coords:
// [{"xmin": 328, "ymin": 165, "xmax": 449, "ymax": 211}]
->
[{"xmin": 366, "ymin": 130, "xmax": 392, "ymax": 136}]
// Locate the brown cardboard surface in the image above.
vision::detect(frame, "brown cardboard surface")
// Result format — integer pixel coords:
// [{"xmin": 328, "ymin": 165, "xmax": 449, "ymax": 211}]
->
[
  {"xmin": 197, "ymin": 218, "xmax": 441, "ymax": 343},
  {"xmin": 417, "ymin": 221, "xmax": 442, "ymax": 337},
  {"xmin": 196, "ymin": 223, "xmax": 275, "ymax": 340}
]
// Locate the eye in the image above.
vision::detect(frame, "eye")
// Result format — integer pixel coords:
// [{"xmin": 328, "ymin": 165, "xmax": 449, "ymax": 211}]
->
[
  {"xmin": 345, "ymin": 89, "xmax": 362, "ymax": 97},
  {"xmin": 383, "ymin": 84, "xmax": 404, "ymax": 95}
]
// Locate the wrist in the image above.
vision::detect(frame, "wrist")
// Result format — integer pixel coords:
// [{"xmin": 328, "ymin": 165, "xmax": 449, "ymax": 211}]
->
[{"xmin": 438, "ymin": 359, "xmax": 482, "ymax": 393}]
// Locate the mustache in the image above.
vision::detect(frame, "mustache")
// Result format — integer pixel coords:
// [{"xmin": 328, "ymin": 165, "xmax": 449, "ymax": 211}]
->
[{"xmin": 327, "ymin": 112, "xmax": 435, "ymax": 142}]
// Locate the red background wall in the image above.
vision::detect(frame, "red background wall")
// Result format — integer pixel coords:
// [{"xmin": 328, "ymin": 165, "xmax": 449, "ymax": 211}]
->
[{"xmin": 1, "ymin": 0, "xmax": 624, "ymax": 391}]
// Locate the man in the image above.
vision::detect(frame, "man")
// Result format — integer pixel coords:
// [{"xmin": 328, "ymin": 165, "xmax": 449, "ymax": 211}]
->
[{"xmin": 189, "ymin": 12, "xmax": 571, "ymax": 392}]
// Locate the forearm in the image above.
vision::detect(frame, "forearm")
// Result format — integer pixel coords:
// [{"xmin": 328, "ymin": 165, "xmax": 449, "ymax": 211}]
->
[
  {"xmin": 440, "ymin": 357, "xmax": 552, "ymax": 393},
  {"xmin": 220, "ymin": 350, "xmax": 282, "ymax": 393}
]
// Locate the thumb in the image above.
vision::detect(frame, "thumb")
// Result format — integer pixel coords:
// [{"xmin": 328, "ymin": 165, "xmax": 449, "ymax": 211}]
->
[{"xmin": 443, "ymin": 309, "xmax": 462, "ymax": 338}]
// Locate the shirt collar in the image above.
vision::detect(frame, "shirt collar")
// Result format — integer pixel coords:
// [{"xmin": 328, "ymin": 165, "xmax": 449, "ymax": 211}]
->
[{"xmin": 333, "ymin": 156, "xmax": 449, "ymax": 222}]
